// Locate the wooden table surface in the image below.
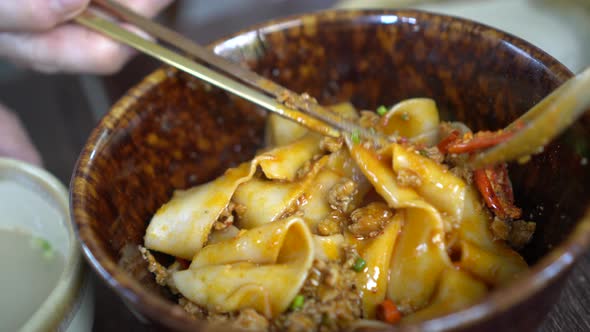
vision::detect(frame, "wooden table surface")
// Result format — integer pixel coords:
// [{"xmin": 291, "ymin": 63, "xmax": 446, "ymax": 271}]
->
[{"xmin": 0, "ymin": 1, "xmax": 588, "ymax": 331}]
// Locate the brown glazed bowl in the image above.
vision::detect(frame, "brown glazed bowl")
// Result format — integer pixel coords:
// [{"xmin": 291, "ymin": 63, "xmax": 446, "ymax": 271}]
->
[{"xmin": 71, "ymin": 9, "xmax": 590, "ymax": 332}]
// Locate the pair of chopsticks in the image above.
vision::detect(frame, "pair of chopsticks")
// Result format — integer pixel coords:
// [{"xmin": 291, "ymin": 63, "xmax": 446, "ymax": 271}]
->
[{"xmin": 75, "ymin": 0, "xmax": 388, "ymax": 145}]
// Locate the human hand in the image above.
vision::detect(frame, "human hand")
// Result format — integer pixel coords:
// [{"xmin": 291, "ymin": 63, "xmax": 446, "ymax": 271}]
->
[
  {"xmin": 0, "ymin": 103, "xmax": 42, "ymax": 166},
  {"xmin": 0, "ymin": 0, "xmax": 173, "ymax": 74}
]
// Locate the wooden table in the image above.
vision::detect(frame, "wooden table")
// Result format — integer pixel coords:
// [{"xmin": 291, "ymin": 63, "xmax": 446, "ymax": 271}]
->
[{"xmin": 0, "ymin": 1, "xmax": 588, "ymax": 330}]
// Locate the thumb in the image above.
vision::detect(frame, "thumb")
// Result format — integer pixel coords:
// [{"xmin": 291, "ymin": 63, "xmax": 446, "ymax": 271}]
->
[{"xmin": 0, "ymin": 0, "xmax": 90, "ymax": 32}]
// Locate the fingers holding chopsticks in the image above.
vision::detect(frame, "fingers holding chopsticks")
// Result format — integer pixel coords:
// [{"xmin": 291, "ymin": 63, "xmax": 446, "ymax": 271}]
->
[
  {"xmin": 0, "ymin": 0, "xmax": 173, "ymax": 74},
  {"xmin": 0, "ymin": 0, "xmax": 90, "ymax": 31}
]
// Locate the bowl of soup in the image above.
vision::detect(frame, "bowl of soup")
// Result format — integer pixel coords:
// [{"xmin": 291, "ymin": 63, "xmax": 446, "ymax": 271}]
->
[
  {"xmin": 70, "ymin": 9, "xmax": 590, "ymax": 331},
  {"xmin": 0, "ymin": 158, "xmax": 94, "ymax": 331}
]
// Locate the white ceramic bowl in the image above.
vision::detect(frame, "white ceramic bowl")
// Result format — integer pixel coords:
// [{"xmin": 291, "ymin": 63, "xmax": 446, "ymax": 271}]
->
[{"xmin": 0, "ymin": 158, "xmax": 94, "ymax": 332}]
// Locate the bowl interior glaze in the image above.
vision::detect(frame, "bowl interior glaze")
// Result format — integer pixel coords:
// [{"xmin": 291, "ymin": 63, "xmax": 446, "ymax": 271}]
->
[{"xmin": 71, "ymin": 9, "xmax": 590, "ymax": 331}]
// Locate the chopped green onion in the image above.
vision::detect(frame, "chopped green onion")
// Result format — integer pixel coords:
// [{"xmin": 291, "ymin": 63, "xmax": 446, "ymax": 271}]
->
[
  {"xmin": 400, "ymin": 112, "xmax": 410, "ymax": 121},
  {"xmin": 290, "ymin": 295, "xmax": 305, "ymax": 310},
  {"xmin": 351, "ymin": 130, "xmax": 361, "ymax": 144},
  {"xmin": 376, "ymin": 105, "xmax": 388, "ymax": 116},
  {"xmin": 419, "ymin": 149, "xmax": 428, "ymax": 157},
  {"xmin": 32, "ymin": 237, "xmax": 54, "ymax": 259},
  {"xmin": 352, "ymin": 257, "xmax": 367, "ymax": 272}
]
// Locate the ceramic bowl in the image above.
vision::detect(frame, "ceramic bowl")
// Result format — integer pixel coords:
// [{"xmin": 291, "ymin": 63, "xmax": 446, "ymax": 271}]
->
[
  {"xmin": 70, "ymin": 9, "xmax": 590, "ymax": 331},
  {"xmin": 0, "ymin": 158, "xmax": 94, "ymax": 331}
]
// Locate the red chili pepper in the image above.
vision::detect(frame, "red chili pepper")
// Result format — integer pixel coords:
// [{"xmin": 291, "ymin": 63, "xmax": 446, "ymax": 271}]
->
[
  {"xmin": 437, "ymin": 130, "xmax": 460, "ymax": 154},
  {"xmin": 489, "ymin": 164, "xmax": 521, "ymax": 219},
  {"xmin": 447, "ymin": 130, "xmax": 515, "ymax": 154},
  {"xmin": 446, "ymin": 122, "xmax": 524, "ymax": 154},
  {"xmin": 474, "ymin": 165, "xmax": 521, "ymax": 219},
  {"xmin": 491, "ymin": 163, "xmax": 515, "ymax": 202},
  {"xmin": 376, "ymin": 299, "xmax": 402, "ymax": 324},
  {"xmin": 474, "ymin": 168, "xmax": 505, "ymax": 216}
]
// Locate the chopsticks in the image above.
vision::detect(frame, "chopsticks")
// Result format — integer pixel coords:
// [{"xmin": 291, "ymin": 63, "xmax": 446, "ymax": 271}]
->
[{"xmin": 75, "ymin": 0, "xmax": 389, "ymax": 145}]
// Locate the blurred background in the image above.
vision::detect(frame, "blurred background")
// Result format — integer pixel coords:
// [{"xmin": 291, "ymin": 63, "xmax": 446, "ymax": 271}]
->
[{"xmin": 0, "ymin": 0, "xmax": 588, "ymax": 330}]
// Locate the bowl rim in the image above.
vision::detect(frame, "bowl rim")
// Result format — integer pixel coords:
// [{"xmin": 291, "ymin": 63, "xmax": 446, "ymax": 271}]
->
[{"xmin": 70, "ymin": 8, "xmax": 589, "ymax": 331}]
